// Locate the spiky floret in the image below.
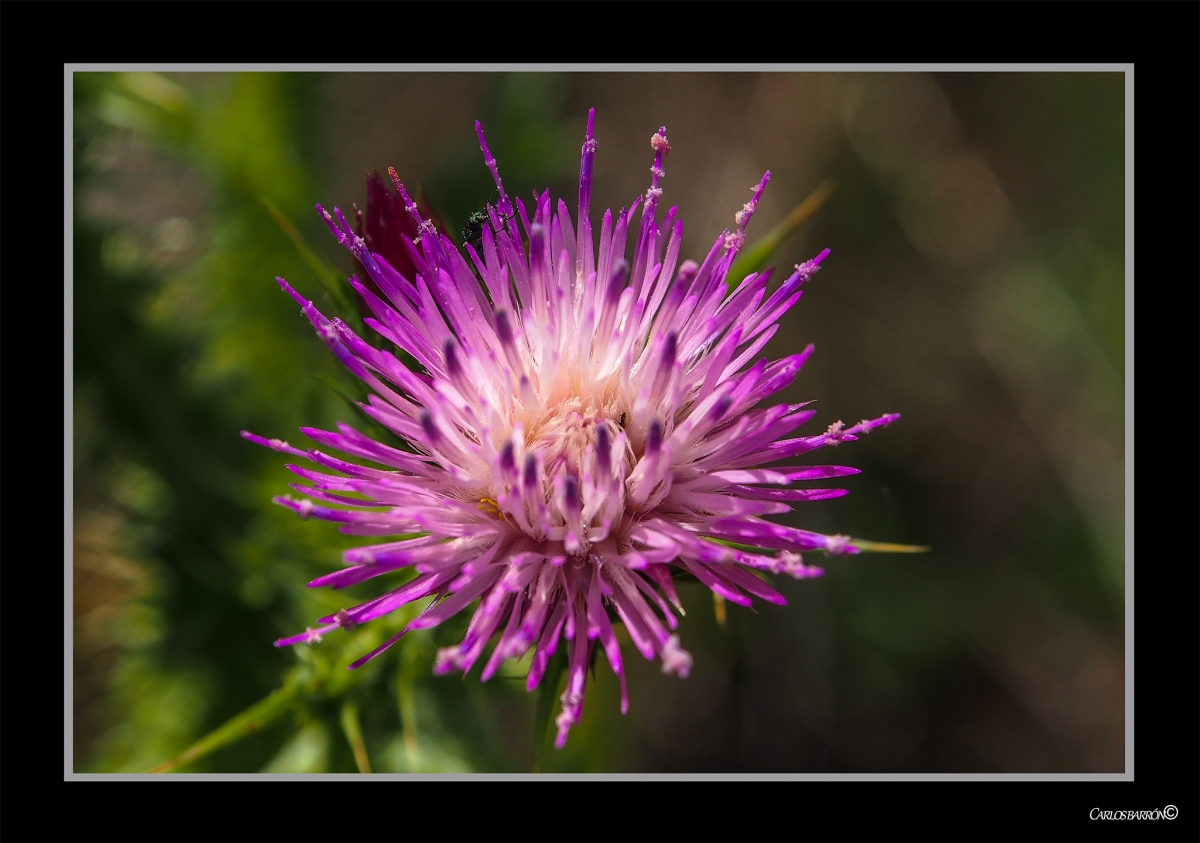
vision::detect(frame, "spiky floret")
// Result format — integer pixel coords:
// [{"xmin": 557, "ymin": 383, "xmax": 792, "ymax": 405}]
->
[{"xmin": 245, "ymin": 109, "xmax": 897, "ymax": 748}]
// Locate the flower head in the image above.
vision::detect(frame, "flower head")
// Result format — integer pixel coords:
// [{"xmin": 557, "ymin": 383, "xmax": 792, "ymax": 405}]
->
[{"xmin": 244, "ymin": 109, "xmax": 898, "ymax": 748}]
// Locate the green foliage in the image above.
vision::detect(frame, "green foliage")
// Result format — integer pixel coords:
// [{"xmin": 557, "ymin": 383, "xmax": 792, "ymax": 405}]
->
[
  {"xmin": 75, "ymin": 72, "xmax": 556, "ymax": 775},
  {"xmin": 75, "ymin": 72, "xmax": 391, "ymax": 772}
]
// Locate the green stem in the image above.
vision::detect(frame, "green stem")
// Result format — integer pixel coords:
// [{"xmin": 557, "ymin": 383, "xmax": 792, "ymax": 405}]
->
[
  {"xmin": 340, "ymin": 701, "xmax": 372, "ymax": 774},
  {"xmin": 148, "ymin": 669, "xmax": 304, "ymax": 773}
]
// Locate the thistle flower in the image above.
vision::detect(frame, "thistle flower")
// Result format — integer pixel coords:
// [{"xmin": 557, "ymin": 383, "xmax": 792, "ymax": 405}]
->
[{"xmin": 244, "ymin": 109, "xmax": 898, "ymax": 748}]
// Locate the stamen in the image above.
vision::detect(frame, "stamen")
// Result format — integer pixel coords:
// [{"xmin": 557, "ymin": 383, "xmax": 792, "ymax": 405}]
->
[
  {"xmin": 478, "ymin": 498, "xmax": 505, "ymax": 521},
  {"xmin": 578, "ymin": 107, "xmax": 597, "ymax": 229}
]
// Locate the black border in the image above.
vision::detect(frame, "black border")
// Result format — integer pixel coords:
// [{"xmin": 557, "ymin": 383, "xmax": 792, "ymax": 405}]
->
[{"xmin": 9, "ymin": 1, "xmax": 1195, "ymax": 841}]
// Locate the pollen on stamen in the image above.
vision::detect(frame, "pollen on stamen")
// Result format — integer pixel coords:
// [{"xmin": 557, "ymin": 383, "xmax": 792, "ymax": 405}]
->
[
  {"xmin": 650, "ymin": 131, "xmax": 671, "ymax": 154},
  {"xmin": 478, "ymin": 497, "xmax": 505, "ymax": 521},
  {"xmin": 825, "ymin": 534, "xmax": 853, "ymax": 556},
  {"xmin": 734, "ymin": 201, "xmax": 754, "ymax": 227},
  {"xmin": 794, "ymin": 249, "xmax": 830, "ymax": 279},
  {"xmin": 825, "ymin": 420, "xmax": 846, "ymax": 445}
]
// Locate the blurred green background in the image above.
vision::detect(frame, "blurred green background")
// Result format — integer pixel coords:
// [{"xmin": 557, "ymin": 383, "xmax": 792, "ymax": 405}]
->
[{"xmin": 72, "ymin": 71, "xmax": 1125, "ymax": 773}]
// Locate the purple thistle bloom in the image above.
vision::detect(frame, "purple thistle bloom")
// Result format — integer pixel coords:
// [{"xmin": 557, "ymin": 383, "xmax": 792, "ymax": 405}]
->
[{"xmin": 245, "ymin": 109, "xmax": 899, "ymax": 749}]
